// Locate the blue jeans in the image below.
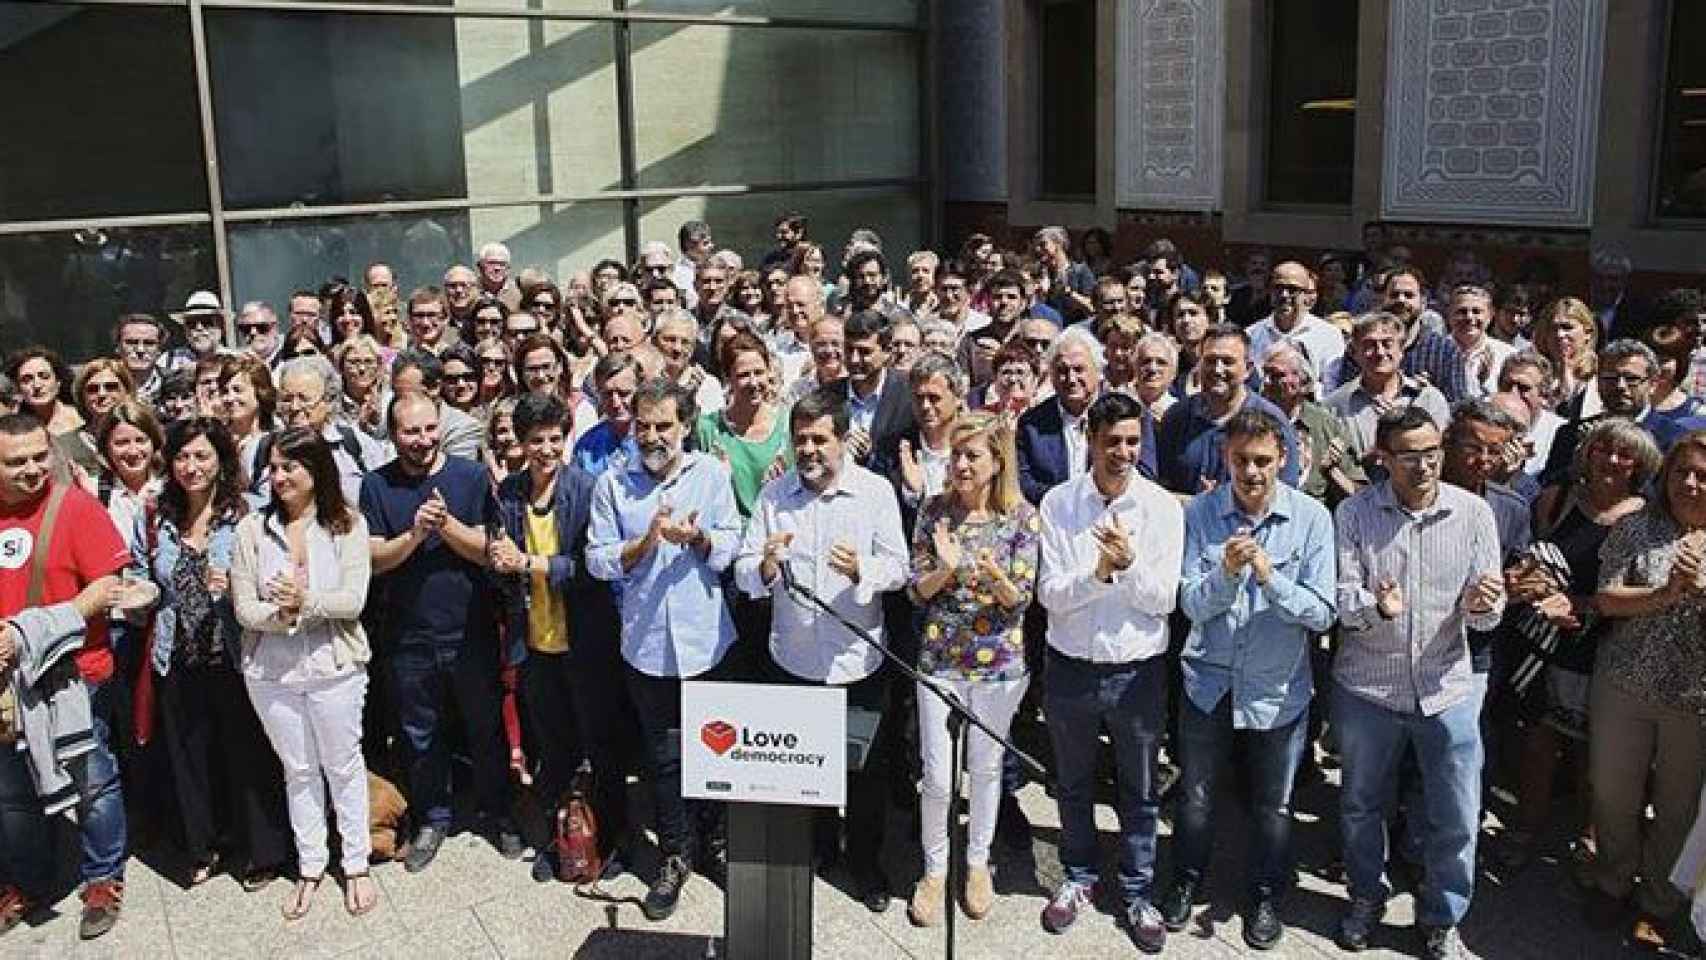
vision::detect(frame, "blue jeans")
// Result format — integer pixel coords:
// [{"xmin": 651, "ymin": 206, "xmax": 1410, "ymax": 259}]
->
[
  {"xmin": 1336, "ymin": 680, "xmax": 1485, "ymax": 927},
  {"xmin": 391, "ymin": 645, "xmax": 509, "ymax": 830},
  {"xmin": 1045, "ymin": 650, "xmax": 1166, "ymax": 905},
  {"xmin": 0, "ymin": 681, "xmax": 128, "ymax": 892},
  {"xmin": 1171, "ymin": 694, "xmax": 1307, "ymax": 898}
]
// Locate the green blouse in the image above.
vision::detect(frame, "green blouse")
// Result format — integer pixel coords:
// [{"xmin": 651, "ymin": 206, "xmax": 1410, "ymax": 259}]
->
[{"xmin": 692, "ymin": 406, "xmax": 792, "ymax": 516}]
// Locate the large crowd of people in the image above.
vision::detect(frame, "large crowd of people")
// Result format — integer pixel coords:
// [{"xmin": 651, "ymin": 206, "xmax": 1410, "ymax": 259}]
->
[{"xmin": 1, "ymin": 214, "xmax": 1706, "ymax": 960}]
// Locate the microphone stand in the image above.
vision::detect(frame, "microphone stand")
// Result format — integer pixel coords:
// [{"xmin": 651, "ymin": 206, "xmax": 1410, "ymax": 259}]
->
[{"xmin": 776, "ymin": 563, "xmax": 1048, "ymax": 960}]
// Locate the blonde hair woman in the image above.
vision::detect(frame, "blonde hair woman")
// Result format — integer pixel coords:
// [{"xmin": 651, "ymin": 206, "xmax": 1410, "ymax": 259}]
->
[
  {"xmin": 1533, "ymin": 297, "xmax": 1598, "ymax": 414},
  {"xmin": 905, "ymin": 413, "xmax": 1040, "ymax": 926}
]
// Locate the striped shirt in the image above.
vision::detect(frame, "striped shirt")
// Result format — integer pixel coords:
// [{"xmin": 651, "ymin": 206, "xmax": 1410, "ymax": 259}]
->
[{"xmin": 1333, "ymin": 481, "xmax": 1505, "ymax": 715}]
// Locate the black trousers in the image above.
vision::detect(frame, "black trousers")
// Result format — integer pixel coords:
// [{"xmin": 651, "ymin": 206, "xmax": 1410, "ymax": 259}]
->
[
  {"xmin": 522, "ymin": 646, "xmax": 636, "ymax": 856},
  {"xmin": 157, "ymin": 661, "xmax": 292, "ymax": 871}
]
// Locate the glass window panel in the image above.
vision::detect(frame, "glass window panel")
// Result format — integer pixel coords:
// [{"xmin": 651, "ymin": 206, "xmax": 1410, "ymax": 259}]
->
[
  {"xmin": 1037, "ymin": 0, "xmax": 1097, "ymax": 199},
  {"xmin": 638, "ymin": 188, "xmax": 924, "ymax": 283},
  {"xmin": 0, "ymin": 3, "xmax": 207, "ymax": 222},
  {"xmin": 453, "ymin": 18, "xmax": 623, "ymax": 199},
  {"xmin": 1656, "ymin": 1, "xmax": 1706, "ymax": 219},
  {"xmin": 206, "ymin": 11, "xmax": 469, "ymax": 209},
  {"xmin": 628, "ymin": 0, "xmax": 918, "ymax": 24},
  {"xmin": 228, "ymin": 202, "xmax": 625, "ymax": 315},
  {"xmin": 0, "ymin": 225, "xmax": 216, "ymax": 362},
  {"xmin": 1265, "ymin": 0, "xmax": 1359, "ymax": 206},
  {"xmin": 629, "ymin": 25, "xmax": 921, "ymax": 188},
  {"xmin": 250, "ymin": 1, "xmax": 609, "ymax": 8}
]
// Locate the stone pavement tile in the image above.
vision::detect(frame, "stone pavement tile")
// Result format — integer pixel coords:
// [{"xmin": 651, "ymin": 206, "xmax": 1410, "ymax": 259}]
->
[
  {"xmin": 367, "ymin": 831, "xmax": 524, "ymax": 927},
  {"xmin": 0, "ymin": 856, "xmax": 170, "ymax": 960},
  {"xmin": 333, "ymin": 908, "xmax": 498, "ymax": 960},
  {"xmin": 472, "ymin": 859, "xmax": 724, "ymax": 960}
]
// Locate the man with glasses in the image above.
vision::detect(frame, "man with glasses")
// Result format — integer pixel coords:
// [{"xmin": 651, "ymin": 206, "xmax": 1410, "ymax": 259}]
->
[
  {"xmin": 443, "ymin": 265, "xmax": 480, "ymax": 332},
  {"xmin": 692, "ymin": 261, "xmax": 748, "ymax": 345},
  {"xmin": 476, "ymin": 242, "xmax": 522, "ymax": 312},
  {"xmin": 604, "ymin": 283, "xmax": 648, "ymax": 334},
  {"xmin": 110, "ymin": 314, "xmax": 167, "ymax": 403},
  {"xmin": 674, "ymin": 221, "xmax": 714, "ymax": 310},
  {"xmin": 935, "ymin": 263, "xmax": 990, "ymax": 348},
  {"xmin": 636, "ymin": 240, "xmax": 676, "ymax": 288},
  {"xmin": 273, "ymin": 355, "xmax": 385, "ymax": 505},
  {"xmin": 1326, "ymin": 312, "xmax": 1452, "ymax": 484},
  {"xmin": 502, "ymin": 310, "xmax": 542, "ymax": 352},
  {"xmin": 1332, "ymin": 406, "xmax": 1505, "ymax": 960},
  {"xmin": 1247, "ymin": 261, "xmax": 1345, "ymax": 392},
  {"xmin": 1539, "ymin": 339, "xmax": 1694, "ymax": 484},
  {"xmin": 234, "ymin": 301, "xmax": 283, "ymax": 365},
  {"xmin": 163, "ymin": 290, "xmax": 234, "ymax": 374},
  {"xmin": 408, "ymin": 286, "xmax": 459, "ymax": 355}
]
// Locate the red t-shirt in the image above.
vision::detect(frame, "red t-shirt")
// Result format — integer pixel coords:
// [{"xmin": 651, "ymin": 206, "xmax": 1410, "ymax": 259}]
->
[{"xmin": 0, "ymin": 484, "xmax": 128, "ymax": 684}]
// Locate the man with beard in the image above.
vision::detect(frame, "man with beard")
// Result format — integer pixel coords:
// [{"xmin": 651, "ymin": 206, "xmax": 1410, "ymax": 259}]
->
[
  {"xmin": 1331, "ymin": 267, "xmax": 1471, "ymax": 404},
  {"xmin": 1154, "ymin": 324, "xmax": 1301, "ymax": 499},
  {"xmin": 234, "ymin": 301, "xmax": 283, "ymax": 366},
  {"xmin": 1247, "ymin": 262, "xmax": 1345, "ymax": 391},
  {"xmin": 361, "ymin": 392, "xmax": 520, "ymax": 873},
  {"xmin": 841, "ymin": 249, "xmax": 910, "ymax": 325},
  {"xmin": 1258, "ymin": 342, "xmax": 1365, "ymax": 509},
  {"xmin": 1036, "ymin": 392, "xmax": 1184, "ymax": 951},
  {"xmin": 161, "ymin": 290, "xmax": 234, "ymax": 374},
  {"xmin": 1332, "ymin": 407, "xmax": 1505, "ymax": 960},
  {"xmin": 734, "ymin": 387, "xmax": 909, "ymax": 912},
  {"xmin": 587, "ymin": 377, "xmax": 743, "ymax": 921},
  {"xmin": 830, "ymin": 310, "xmax": 916, "ymax": 468},
  {"xmin": 957, "ymin": 269, "xmax": 1030, "ymax": 393},
  {"xmin": 1164, "ymin": 410, "xmax": 1336, "ymax": 949},
  {"xmin": 761, "ymin": 211, "xmax": 808, "ymax": 271}
]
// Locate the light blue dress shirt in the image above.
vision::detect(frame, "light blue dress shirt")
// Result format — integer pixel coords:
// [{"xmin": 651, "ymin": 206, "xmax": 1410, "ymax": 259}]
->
[
  {"xmin": 572, "ymin": 419, "xmax": 639, "ymax": 476},
  {"xmin": 1178, "ymin": 484, "xmax": 1337, "ymax": 730},
  {"xmin": 586, "ymin": 451, "xmax": 741, "ymax": 677}
]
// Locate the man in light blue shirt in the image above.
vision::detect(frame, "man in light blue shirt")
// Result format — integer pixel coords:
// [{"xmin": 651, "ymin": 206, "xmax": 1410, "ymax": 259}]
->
[
  {"xmin": 586, "ymin": 376, "xmax": 742, "ymax": 922},
  {"xmin": 1162, "ymin": 409, "xmax": 1336, "ymax": 950}
]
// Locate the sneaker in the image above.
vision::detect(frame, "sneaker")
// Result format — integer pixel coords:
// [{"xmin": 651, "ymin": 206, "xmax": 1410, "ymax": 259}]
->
[
  {"xmin": 530, "ymin": 849, "xmax": 557, "ymax": 884},
  {"xmin": 1126, "ymin": 900, "xmax": 1167, "ymax": 954},
  {"xmin": 995, "ymin": 794, "xmax": 1032, "ymax": 850},
  {"xmin": 642, "ymin": 855, "xmax": 692, "ymax": 922},
  {"xmin": 78, "ymin": 879, "xmax": 123, "ymax": 941},
  {"xmin": 1244, "ymin": 896, "xmax": 1284, "ymax": 950},
  {"xmin": 1041, "ymin": 880, "xmax": 1091, "ymax": 934},
  {"xmin": 1422, "ymin": 925, "xmax": 1464, "ymax": 960},
  {"xmin": 1158, "ymin": 878, "xmax": 1196, "ymax": 931},
  {"xmin": 404, "ymin": 825, "xmax": 446, "ymax": 874},
  {"xmin": 963, "ymin": 865, "xmax": 994, "ymax": 920},
  {"xmin": 492, "ymin": 819, "xmax": 525, "ymax": 860},
  {"xmin": 1336, "ymin": 896, "xmax": 1384, "ymax": 952},
  {"xmin": 908, "ymin": 873, "xmax": 945, "ymax": 928},
  {"xmin": 0, "ymin": 885, "xmax": 32, "ymax": 936}
]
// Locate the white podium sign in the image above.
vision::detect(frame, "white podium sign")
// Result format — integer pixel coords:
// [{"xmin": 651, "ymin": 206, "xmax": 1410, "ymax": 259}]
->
[{"xmin": 681, "ymin": 681, "xmax": 846, "ymax": 808}]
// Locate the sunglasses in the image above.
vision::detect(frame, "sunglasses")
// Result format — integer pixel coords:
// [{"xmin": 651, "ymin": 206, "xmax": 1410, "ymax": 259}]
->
[
  {"xmin": 238, "ymin": 322, "xmax": 273, "ymax": 333},
  {"xmin": 443, "ymin": 371, "xmax": 479, "ymax": 385},
  {"xmin": 607, "ymin": 298, "xmax": 640, "ymax": 308}
]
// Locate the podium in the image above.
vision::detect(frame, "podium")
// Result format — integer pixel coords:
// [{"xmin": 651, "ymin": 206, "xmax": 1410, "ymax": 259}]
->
[{"xmin": 682, "ymin": 681, "xmax": 870, "ymax": 960}]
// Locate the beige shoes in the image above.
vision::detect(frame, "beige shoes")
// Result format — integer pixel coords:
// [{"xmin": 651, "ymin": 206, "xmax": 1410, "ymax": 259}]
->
[
  {"xmin": 963, "ymin": 866, "xmax": 995, "ymax": 920},
  {"xmin": 908, "ymin": 873, "xmax": 946, "ymax": 927}
]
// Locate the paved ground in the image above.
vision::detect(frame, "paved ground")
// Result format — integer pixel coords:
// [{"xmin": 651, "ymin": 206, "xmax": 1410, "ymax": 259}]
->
[{"xmin": 0, "ymin": 757, "xmax": 1680, "ymax": 960}]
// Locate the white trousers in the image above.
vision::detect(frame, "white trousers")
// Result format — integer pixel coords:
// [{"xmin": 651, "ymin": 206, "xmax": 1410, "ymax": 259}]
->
[
  {"xmin": 247, "ymin": 671, "xmax": 372, "ymax": 877},
  {"xmin": 916, "ymin": 675, "xmax": 1030, "ymax": 877}
]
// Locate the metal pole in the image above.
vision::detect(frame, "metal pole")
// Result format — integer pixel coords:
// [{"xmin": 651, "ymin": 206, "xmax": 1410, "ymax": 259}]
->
[
  {"xmin": 186, "ymin": 0, "xmax": 235, "ymax": 343},
  {"xmin": 612, "ymin": 0, "xmax": 643, "ymax": 263}
]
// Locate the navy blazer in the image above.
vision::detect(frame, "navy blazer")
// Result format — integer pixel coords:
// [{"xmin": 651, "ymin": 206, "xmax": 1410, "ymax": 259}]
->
[
  {"xmin": 824, "ymin": 372, "xmax": 917, "ymax": 470},
  {"xmin": 1015, "ymin": 396, "xmax": 1159, "ymax": 507},
  {"xmin": 492, "ymin": 464, "xmax": 619, "ymax": 668}
]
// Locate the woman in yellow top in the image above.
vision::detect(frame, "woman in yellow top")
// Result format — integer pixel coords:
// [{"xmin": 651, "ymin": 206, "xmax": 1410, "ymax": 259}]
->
[{"xmin": 488, "ymin": 392, "xmax": 629, "ymax": 881}]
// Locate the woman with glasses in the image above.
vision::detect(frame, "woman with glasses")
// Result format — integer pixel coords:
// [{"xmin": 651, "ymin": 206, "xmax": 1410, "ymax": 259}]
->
[
  {"xmin": 470, "ymin": 294, "xmax": 509, "ymax": 348},
  {"xmin": 333, "ymin": 336, "xmax": 388, "ymax": 441},
  {"xmin": 511, "ymin": 333, "xmax": 591, "ymax": 447},
  {"xmin": 61, "ymin": 358, "xmax": 134, "ymax": 480},
  {"xmin": 439, "ymin": 343, "xmax": 482, "ymax": 415},
  {"xmin": 976, "ymin": 341, "xmax": 1041, "ymax": 420},
  {"xmin": 473, "ymin": 336, "xmax": 514, "ymax": 409},
  {"xmin": 217, "ymin": 354, "xmax": 278, "ymax": 489},
  {"xmin": 905, "ymin": 413, "xmax": 1040, "ymax": 926},
  {"xmin": 1585, "ymin": 431, "xmax": 1706, "ymax": 946},
  {"xmin": 130, "ymin": 417, "xmax": 292, "ymax": 892}
]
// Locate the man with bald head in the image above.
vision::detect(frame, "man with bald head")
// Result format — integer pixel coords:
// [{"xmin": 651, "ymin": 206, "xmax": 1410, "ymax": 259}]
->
[
  {"xmin": 361, "ymin": 391, "xmax": 518, "ymax": 873},
  {"xmin": 1247, "ymin": 261, "xmax": 1345, "ymax": 391},
  {"xmin": 775, "ymin": 276, "xmax": 826, "ymax": 390}
]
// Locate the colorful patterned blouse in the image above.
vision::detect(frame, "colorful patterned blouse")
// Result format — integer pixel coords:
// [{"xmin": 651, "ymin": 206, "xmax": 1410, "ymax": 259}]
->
[{"xmin": 909, "ymin": 496, "xmax": 1040, "ymax": 681}]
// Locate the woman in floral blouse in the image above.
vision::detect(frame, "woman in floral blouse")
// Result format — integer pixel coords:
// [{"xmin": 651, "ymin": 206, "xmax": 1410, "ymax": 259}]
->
[
  {"xmin": 905, "ymin": 412, "xmax": 1039, "ymax": 928},
  {"xmin": 1588, "ymin": 430, "xmax": 1706, "ymax": 946}
]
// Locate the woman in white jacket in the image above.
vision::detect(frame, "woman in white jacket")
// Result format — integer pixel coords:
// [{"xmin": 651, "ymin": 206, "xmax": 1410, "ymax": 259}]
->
[{"xmin": 232, "ymin": 426, "xmax": 376, "ymax": 920}]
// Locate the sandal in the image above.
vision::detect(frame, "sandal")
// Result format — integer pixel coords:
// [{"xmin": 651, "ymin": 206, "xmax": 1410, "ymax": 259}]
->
[
  {"xmin": 281, "ymin": 875, "xmax": 322, "ymax": 921},
  {"xmin": 344, "ymin": 871, "xmax": 378, "ymax": 917}
]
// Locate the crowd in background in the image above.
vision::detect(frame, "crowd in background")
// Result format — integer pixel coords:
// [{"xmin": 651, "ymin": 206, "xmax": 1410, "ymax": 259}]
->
[{"xmin": 2, "ymin": 212, "xmax": 1706, "ymax": 959}]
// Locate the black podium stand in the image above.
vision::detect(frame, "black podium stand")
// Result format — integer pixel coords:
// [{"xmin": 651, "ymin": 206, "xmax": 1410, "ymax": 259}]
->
[{"xmin": 726, "ymin": 803, "xmax": 813, "ymax": 959}]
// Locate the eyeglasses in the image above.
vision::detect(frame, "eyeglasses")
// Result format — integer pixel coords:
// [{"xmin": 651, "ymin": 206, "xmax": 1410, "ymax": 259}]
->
[
  {"xmin": 410, "ymin": 311, "xmax": 444, "ymax": 320},
  {"xmin": 506, "ymin": 326, "xmax": 541, "ymax": 338},
  {"xmin": 529, "ymin": 301, "xmax": 557, "ymax": 312},
  {"xmin": 84, "ymin": 381, "xmax": 124, "ymax": 395},
  {"xmin": 342, "ymin": 358, "xmax": 379, "ymax": 370},
  {"xmin": 120, "ymin": 337, "xmax": 160, "ymax": 349},
  {"xmin": 607, "ymin": 298, "xmax": 640, "ymax": 309},
  {"xmin": 186, "ymin": 316, "xmax": 224, "ymax": 329},
  {"xmin": 1387, "ymin": 447, "xmax": 1443, "ymax": 468},
  {"xmin": 1597, "ymin": 372, "xmax": 1650, "ymax": 386},
  {"xmin": 1023, "ymin": 337, "xmax": 1054, "ymax": 351},
  {"xmin": 237, "ymin": 322, "xmax": 272, "ymax": 333},
  {"xmin": 443, "ymin": 371, "xmax": 478, "ymax": 385},
  {"xmin": 480, "ymin": 357, "xmax": 509, "ymax": 369},
  {"xmin": 277, "ymin": 393, "xmax": 325, "ymax": 410},
  {"xmin": 1272, "ymin": 283, "xmax": 1312, "ymax": 297}
]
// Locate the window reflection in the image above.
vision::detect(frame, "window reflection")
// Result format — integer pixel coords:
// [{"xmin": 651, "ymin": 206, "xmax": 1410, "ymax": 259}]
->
[
  {"xmin": 1656, "ymin": 1, "xmax": 1706, "ymax": 218},
  {"xmin": 1265, "ymin": 0, "xmax": 1359, "ymax": 206}
]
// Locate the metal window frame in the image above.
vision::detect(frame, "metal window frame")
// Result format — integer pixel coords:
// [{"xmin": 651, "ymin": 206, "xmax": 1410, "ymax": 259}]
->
[{"xmin": 1, "ymin": 0, "xmax": 936, "ymax": 317}]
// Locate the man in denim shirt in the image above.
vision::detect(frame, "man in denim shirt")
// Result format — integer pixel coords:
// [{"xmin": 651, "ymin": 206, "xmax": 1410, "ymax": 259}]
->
[{"xmin": 1162, "ymin": 410, "xmax": 1336, "ymax": 949}]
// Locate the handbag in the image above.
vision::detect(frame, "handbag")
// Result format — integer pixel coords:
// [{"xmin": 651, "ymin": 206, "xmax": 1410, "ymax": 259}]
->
[
  {"xmin": 131, "ymin": 500, "xmax": 160, "ymax": 746},
  {"xmin": 0, "ymin": 485, "xmax": 71, "ymax": 745},
  {"xmin": 554, "ymin": 762, "xmax": 603, "ymax": 884}
]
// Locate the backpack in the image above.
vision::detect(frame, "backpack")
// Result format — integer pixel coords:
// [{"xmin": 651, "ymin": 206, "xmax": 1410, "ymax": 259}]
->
[
  {"xmin": 554, "ymin": 763, "xmax": 602, "ymax": 884},
  {"xmin": 249, "ymin": 425, "xmax": 369, "ymax": 493}
]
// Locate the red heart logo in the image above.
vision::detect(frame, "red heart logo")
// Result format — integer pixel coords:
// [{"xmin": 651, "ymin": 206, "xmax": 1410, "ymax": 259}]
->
[{"xmin": 701, "ymin": 720, "xmax": 737, "ymax": 756}]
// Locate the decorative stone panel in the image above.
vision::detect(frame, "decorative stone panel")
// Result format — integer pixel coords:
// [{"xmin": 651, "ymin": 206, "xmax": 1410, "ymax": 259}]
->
[
  {"xmin": 1116, "ymin": 0, "xmax": 1223, "ymax": 210},
  {"xmin": 1381, "ymin": 0, "xmax": 1606, "ymax": 227}
]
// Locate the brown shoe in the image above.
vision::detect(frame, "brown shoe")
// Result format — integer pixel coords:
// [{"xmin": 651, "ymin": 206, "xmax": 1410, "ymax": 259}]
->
[
  {"xmin": 963, "ymin": 866, "xmax": 994, "ymax": 920},
  {"xmin": 78, "ymin": 879, "xmax": 123, "ymax": 941},
  {"xmin": 0, "ymin": 885, "xmax": 32, "ymax": 936},
  {"xmin": 908, "ymin": 874, "xmax": 946, "ymax": 928}
]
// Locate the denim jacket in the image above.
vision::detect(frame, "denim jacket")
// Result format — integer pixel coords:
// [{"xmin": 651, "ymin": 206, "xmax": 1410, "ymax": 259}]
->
[
  {"xmin": 492, "ymin": 465, "xmax": 618, "ymax": 669},
  {"xmin": 130, "ymin": 510, "xmax": 240, "ymax": 676}
]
